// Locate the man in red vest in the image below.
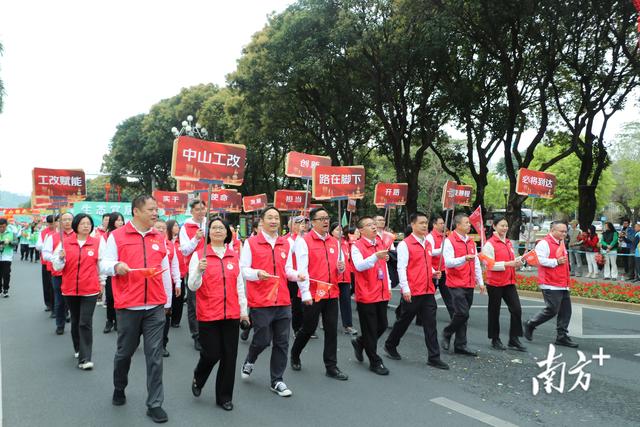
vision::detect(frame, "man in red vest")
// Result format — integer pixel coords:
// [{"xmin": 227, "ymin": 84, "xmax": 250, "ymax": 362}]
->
[
  {"xmin": 36, "ymin": 215, "xmax": 56, "ymax": 313},
  {"xmin": 239, "ymin": 207, "xmax": 303, "ymax": 397},
  {"xmin": 179, "ymin": 199, "xmax": 207, "ymax": 351},
  {"xmin": 441, "ymin": 214, "xmax": 485, "ymax": 357},
  {"xmin": 290, "ymin": 207, "xmax": 348, "ymax": 380},
  {"xmin": 350, "ymin": 216, "xmax": 391, "ymax": 375},
  {"xmin": 100, "ymin": 195, "xmax": 173, "ymax": 424},
  {"xmin": 524, "ymin": 221, "xmax": 578, "ymax": 348},
  {"xmin": 384, "ymin": 212, "xmax": 449, "ymax": 369},
  {"xmin": 426, "ymin": 215, "xmax": 454, "ymax": 319}
]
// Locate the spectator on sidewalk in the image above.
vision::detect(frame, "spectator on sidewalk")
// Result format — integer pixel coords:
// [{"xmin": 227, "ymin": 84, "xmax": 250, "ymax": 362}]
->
[
  {"xmin": 582, "ymin": 225, "xmax": 599, "ymax": 279},
  {"xmin": 619, "ymin": 219, "xmax": 634, "ymax": 280},
  {"xmin": 633, "ymin": 223, "xmax": 640, "ymax": 283},
  {"xmin": 568, "ymin": 220, "xmax": 583, "ymax": 277},
  {"xmin": 600, "ymin": 222, "xmax": 618, "ymax": 281}
]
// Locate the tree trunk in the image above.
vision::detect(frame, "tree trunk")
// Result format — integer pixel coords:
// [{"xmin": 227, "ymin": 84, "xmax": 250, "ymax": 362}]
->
[
  {"xmin": 506, "ymin": 194, "xmax": 526, "ymax": 241},
  {"xmin": 577, "ymin": 184, "xmax": 597, "ymax": 230},
  {"xmin": 405, "ymin": 170, "xmax": 419, "ymax": 216}
]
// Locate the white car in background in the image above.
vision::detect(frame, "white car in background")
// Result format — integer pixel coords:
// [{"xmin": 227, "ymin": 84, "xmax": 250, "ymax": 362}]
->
[
  {"xmin": 592, "ymin": 221, "xmax": 603, "ymax": 232},
  {"xmin": 540, "ymin": 220, "xmax": 553, "ymax": 232}
]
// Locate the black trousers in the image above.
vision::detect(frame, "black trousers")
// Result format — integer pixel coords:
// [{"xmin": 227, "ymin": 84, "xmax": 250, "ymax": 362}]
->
[
  {"xmin": 291, "ymin": 298, "xmax": 339, "ymax": 369},
  {"xmin": 245, "ymin": 305, "xmax": 291, "ymax": 385},
  {"xmin": 28, "ymin": 247, "xmax": 35, "ymax": 262},
  {"xmin": 435, "ymin": 273, "xmax": 454, "ymax": 319},
  {"xmin": 635, "ymin": 258, "xmax": 640, "ymax": 281},
  {"xmin": 443, "ymin": 287, "xmax": 474, "ymax": 349},
  {"xmin": 0, "ymin": 261, "xmax": 11, "ymax": 292},
  {"xmin": 170, "ymin": 278, "xmax": 185, "ymax": 326},
  {"xmin": 194, "ymin": 319, "xmax": 240, "ymax": 404},
  {"xmin": 105, "ymin": 277, "xmax": 116, "ymax": 324},
  {"xmin": 486, "ymin": 284, "xmax": 523, "ymax": 339},
  {"xmin": 20, "ymin": 244, "xmax": 29, "ymax": 260},
  {"xmin": 338, "ymin": 282, "xmax": 353, "ymax": 328},
  {"xmin": 41, "ymin": 264, "xmax": 53, "ymax": 308},
  {"xmin": 386, "ymin": 294, "xmax": 440, "ymax": 361},
  {"xmin": 186, "ymin": 286, "xmax": 199, "ymax": 339},
  {"xmin": 355, "ymin": 301, "xmax": 388, "ymax": 366},
  {"xmin": 65, "ymin": 295, "xmax": 97, "ymax": 362},
  {"xmin": 529, "ymin": 289, "xmax": 572, "ymax": 338},
  {"xmin": 288, "ymin": 281, "xmax": 304, "ymax": 332}
]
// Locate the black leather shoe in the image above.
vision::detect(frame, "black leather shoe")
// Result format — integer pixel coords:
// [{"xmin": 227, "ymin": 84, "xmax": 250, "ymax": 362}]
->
[
  {"xmin": 290, "ymin": 357, "xmax": 301, "ymax": 371},
  {"xmin": 146, "ymin": 406, "xmax": 168, "ymax": 423},
  {"xmin": 191, "ymin": 379, "xmax": 201, "ymax": 397},
  {"xmin": 218, "ymin": 401, "xmax": 233, "ymax": 411},
  {"xmin": 441, "ymin": 332, "xmax": 452, "ymax": 351},
  {"xmin": 112, "ymin": 389, "xmax": 126, "ymax": 406},
  {"xmin": 351, "ymin": 338, "xmax": 364, "ymax": 362},
  {"xmin": 508, "ymin": 337, "xmax": 527, "ymax": 352},
  {"xmin": 369, "ymin": 363, "xmax": 389, "ymax": 375},
  {"xmin": 326, "ymin": 368, "xmax": 349, "ymax": 380},
  {"xmin": 454, "ymin": 347, "xmax": 478, "ymax": 357},
  {"xmin": 103, "ymin": 321, "xmax": 114, "ymax": 334},
  {"xmin": 162, "ymin": 348, "xmax": 170, "ymax": 357},
  {"xmin": 55, "ymin": 327, "xmax": 64, "ymax": 335},
  {"xmin": 491, "ymin": 338, "xmax": 506, "ymax": 350},
  {"xmin": 523, "ymin": 321, "xmax": 534, "ymax": 341},
  {"xmin": 555, "ymin": 336, "xmax": 579, "ymax": 348},
  {"xmin": 427, "ymin": 359, "xmax": 450, "ymax": 370},
  {"xmin": 384, "ymin": 344, "xmax": 402, "ymax": 360}
]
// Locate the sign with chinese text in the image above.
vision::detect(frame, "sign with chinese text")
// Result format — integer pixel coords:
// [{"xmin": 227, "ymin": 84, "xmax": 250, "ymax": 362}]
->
[
  {"xmin": 153, "ymin": 191, "xmax": 188, "ymax": 213},
  {"xmin": 243, "ymin": 194, "xmax": 268, "ymax": 213},
  {"xmin": 171, "ymin": 136, "xmax": 246, "ymax": 186},
  {"xmin": 199, "ymin": 189, "xmax": 242, "ymax": 213},
  {"xmin": 441, "ymin": 181, "xmax": 473, "ymax": 209},
  {"xmin": 274, "ymin": 190, "xmax": 312, "ymax": 211},
  {"xmin": 176, "ymin": 179, "xmax": 213, "ymax": 193},
  {"xmin": 285, "ymin": 151, "xmax": 332, "ymax": 179},
  {"xmin": 312, "ymin": 165, "xmax": 365, "ymax": 200},
  {"xmin": 32, "ymin": 168, "xmax": 86, "ymax": 199},
  {"xmin": 516, "ymin": 168, "xmax": 557, "ymax": 199},
  {"xmin": 374, "ymin": 183, "xmax": 408, "ymax": 207}
]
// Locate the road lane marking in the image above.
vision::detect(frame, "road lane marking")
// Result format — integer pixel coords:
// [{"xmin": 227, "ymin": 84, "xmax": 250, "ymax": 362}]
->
[{"xmin": 430, "ymin": 397, "xmax": 519, "ymax": 427}]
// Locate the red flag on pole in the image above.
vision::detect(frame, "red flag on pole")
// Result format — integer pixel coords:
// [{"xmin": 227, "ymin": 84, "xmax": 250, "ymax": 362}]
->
[
  {"xmin": 310, "ymin": 279, "xmax": 333, "ymax": 302},
  {"xmin": 265, "ymin": 277, "xmax": 280, "ymax": 302},
  {"xmin": 469, "ymin": 206, "xmax": 485, "ymax": 246},
  {"xmin": 522, "ymin": 250, "xmax": 539, "ymax": 266},
  {"xmin": 477, "ymin": 253, "xmax": 495, "ymax": 270},
  {"xmin": 556, "ymin": 240, "xmax": 567, "ymax": 258}
]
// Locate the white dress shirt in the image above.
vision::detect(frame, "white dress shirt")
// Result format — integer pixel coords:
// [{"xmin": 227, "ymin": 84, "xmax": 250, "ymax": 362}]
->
[
  {"xmin": 535, "ymin": 236, "xmax": 568, "ymax": 290},
  {"xmin": 442, "ymin": 231, "xmax": 484, "ymax": 286},
  {"xmin": 179, "ymin": 217, "xmax": 206, "ymax": 257}
]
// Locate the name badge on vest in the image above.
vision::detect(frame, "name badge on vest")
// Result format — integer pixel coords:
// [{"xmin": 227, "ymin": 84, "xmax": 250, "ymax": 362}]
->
[
  {"xmin": 152, "ymin": 243, "xmax": 160, "ymax": 251},
  {"xmin": 227, "ymin": 263, "xmax": 234, "ymax": 270},
  {"xmin": 377, "ymin": 268, "xmax": 384, "ymax": 280},
  {"xmin": 87, "ymin": 250, "xmax": 95, "ymax": 257}
]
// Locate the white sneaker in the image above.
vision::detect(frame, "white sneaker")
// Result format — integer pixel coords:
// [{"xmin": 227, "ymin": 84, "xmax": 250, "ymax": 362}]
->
[
  {"xmin": 78, "ymin": 361, "xmax": 94, "ymax": 370},
  {"xmin": 74, "ymin": 352, "xmax": 79, "ymax": 359},
  {"xmin": 241, "ymin": 361, "xmax": 254, "ymax": 379},
  {"xmin": 270, "ymin": 381, "xmax": 292, "ymax": 397}
]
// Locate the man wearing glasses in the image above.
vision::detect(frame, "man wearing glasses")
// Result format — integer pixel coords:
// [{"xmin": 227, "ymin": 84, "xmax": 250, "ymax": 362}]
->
[
  {"xmin": 290, "ymin": 208, "xmax": 349, "ymax": 381},
  {"xmin": 524, "ymin": 221, "xmax": 578, "ymax": 348}
]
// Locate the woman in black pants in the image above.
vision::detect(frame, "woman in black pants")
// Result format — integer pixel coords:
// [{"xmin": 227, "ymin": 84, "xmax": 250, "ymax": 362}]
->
[
  {"xmin": 100, "ymin": 212, "xmax": 124, "ymax": 333},
  {"xmin": 188, "ymin": 217, "xmax": 249, "ymax": 411},
  {"xmin": 167, "ymin": 219, "xmax": 186, "ymax": 327}
]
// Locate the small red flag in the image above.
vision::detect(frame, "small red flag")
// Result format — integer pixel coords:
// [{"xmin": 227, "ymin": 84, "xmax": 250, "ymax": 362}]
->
[
  {"xmin": 556, "ymin": 240, "xmax": 567, "ymax": 258},
  {"xmin": 264, "ymin": 276, "xmax": 280, "ymax": 302},
  {"xmin": 469, "ymin": 206, "xmax": 486, "ymax": 246},
  {"xmin": 311, "ymin": 279, "xmax": 333, "ymax": 302},
  {"xmin": 522, "ymin": 250, "xmax": 539, "ymax": 266},
  {"xmin": 381, "ymin": 231, "xmax": 396, "ymax": 250},
  {"xmin": 477, "ymin": 252, "xmax": 495, "ymax": 270}
]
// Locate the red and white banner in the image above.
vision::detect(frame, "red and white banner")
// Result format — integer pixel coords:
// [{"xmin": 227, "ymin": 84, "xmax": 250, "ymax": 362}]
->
[
  {"xmin": 312, "ymin": 165, "xmax": 365, "ymax": 200},
  {"xmin": 171, "ymin": 136, "xmax": 246, "ymax": 186},
  {"xmin": 441, "ymin": 180, "xmax": 473, "ymax": 209},
  {"xmin": 32, "ymin": 168, "xmax": 86, "ymax": 199},
  {"xmin": 274, "ymin": 190, "xmax": 312, "ymax": 211},
  {"xmin": 346, "ymin": 199, "xmax": 357, "ymax": 213},
  {"xmin": 243, "ymin": 194, "xmax": 268, "ymax": 213},
  {"xmin": 199, "ymin": 189, "xmax": 242, "ymax": 213},
  {"xmin": 176, "ymin": 179, "xmax": 213, "ymax": 193},
  {"xmin": 374, "ymin": 183, "xmax": 408, "ymax": 207},
  {"xmin": 515, "ymin": 168, "xmax": 556, "ymax": 199},
  {"xmin": 153, "ymin": 191, "xmax": 188, "ymax": 213},
  {"xmin": 285, "ymin": 151, "xmax": 332, "ymax": 179}
]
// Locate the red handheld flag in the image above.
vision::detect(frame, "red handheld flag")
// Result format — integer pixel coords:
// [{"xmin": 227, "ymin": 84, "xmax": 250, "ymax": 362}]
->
[
  {"xmin": 381, "ymin": 231, "xmax": 396, "ymax": 250},
  {"xmin": 522, "ymin": 250, "xmax": 539, "ymax": 266},
  {"xmin": 311, "ymin": 279, "xmax": 333, "ymax": 302},
  {"xmin": 264, "ymin": 276, "xmax": 280, "ymax": 302},
  {"xmin": 468, "ymin": 206, "xmax": 485, "ymax": 246},
  {"xmin": 477, "ymin": 252, "xmax": 495, "ymax": 270},
  {"xmin": 556, "ymin": 240, "xmax": 566, "ymax": 258}
]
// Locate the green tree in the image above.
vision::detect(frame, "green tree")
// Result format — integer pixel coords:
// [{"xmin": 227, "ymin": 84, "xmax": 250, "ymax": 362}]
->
[{"xmin": 610, "ymin": 122, "xmax": 640, "ymax": 221}]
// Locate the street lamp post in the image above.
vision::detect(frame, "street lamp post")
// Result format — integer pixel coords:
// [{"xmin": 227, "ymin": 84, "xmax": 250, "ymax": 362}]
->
[{"xmin": 171, "ymin": 114, "xmax": 208, "ymax": 140}]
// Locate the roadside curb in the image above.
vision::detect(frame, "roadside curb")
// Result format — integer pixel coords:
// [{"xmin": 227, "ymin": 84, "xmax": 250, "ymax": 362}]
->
[{"xmin": 518, "ymin": 290, "xmax": 640, "ymax": 312}]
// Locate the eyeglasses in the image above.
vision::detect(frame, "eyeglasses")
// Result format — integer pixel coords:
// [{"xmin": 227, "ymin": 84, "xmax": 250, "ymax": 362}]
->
[
  {"xmin": 210, "ymin": 226, "xmax": 226, "ymax": 231},
  {"xmin": 313, "ymin": 217, "xmax": 330, "ymax": 222}
]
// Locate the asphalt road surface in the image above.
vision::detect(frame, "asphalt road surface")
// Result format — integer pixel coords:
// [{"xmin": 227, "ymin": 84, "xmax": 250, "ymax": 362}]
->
[{"xmin": 1, "ymin": 259, "xmax": 639, "ymax": 426}]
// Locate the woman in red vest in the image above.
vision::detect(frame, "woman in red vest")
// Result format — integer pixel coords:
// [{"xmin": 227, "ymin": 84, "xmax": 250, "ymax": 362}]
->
[
  {"xmin": 582, "ymin": 225, "xmax": 600, "ymax": 278},
  {"xmin": 481, "ymin": 218, "xmax": 526, "ymax": 352},
  {"xmin": 166, "ymin": 219, "xmax": 187, "ymax": 328},
  {"xmin": 330, "ymin": 222, "xmax": 357, "ymax": 335},
  {"xmin": 188, "ymin": 217, "xmax": 248, "ymax": 411},
  {"xmin": 52, "ymin": 213, "xmax": 101, "ymax": 369}
]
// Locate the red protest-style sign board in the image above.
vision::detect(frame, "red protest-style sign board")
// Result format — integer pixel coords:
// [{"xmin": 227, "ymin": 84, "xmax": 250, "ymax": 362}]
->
[
  {"xmin": 441, "ymin": 180, "xmax": 473, "ymax": 209},
  {"xmin": 176, "ymin": 179, "xmax": 214, "ymax": 193},
  {"xmin": 171, "ymin": 136, "xmax": 246, "ymax": 186},
  {"xmin": 285, "ymin": 151, "xmax": 332, "ymax": 179},
  {"xmin": 199, "ymin": 189, "xmax": 243, "ymax": 213},
  {"xmin": 243, "ymin": 194, "xmax": 268, "ymax": 213},
  {"xmin": 515, "ymin": 168, "xmax": 557, "ymax": 199},
  {"xmin": 274, "ymin": 190, "xmax": 312, "ymax": 211},
  {"xmin": 153, "ymin": 191, "xmax": 189, "ymax": 213},
  {"xmin": 32, "ymin": 168, "xmax": 86, "ymax": 199},
  {"xmin": 312, "ymin": 165, "xmax": 366, "ymax": 200},
  {"xmin": 346, "ymin": 199, "xmax": 357, "ymax": 213},
  {"xmin": 374, "ymin": 183, "xmax": 408, "ymax": 207}
]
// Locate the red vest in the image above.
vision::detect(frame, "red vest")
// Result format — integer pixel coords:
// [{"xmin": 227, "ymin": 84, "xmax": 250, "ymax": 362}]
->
[
  {"xmin": 538, "ymin": 234, "xmax": 570, "ymax": 288},
  {"xmin": 166, "ymin": 239, "xmax": 177, "ymax": 287},
  {"xmin": 50, "ymin": 230, "xmax": 75, "ymax": 276},
  {"xmin": 245, "ymin": 232, "xmax": 291, "ymax": 308},
  {"xmin": 174, "ymin": 238, "xmax": 188, "ymax": 278},
  {"xmin": 404, "ymin": 234, "xmax": 435, "ymax": 296},
  {"xmin": 485, "ymin": 234, "xmax": 516, "ymax": 287},
  {"xmin": 60, "ymin": 235, "xmax": 101, "ymax": 296},
  {"xmin": 196, "ymin": 247, "xmax": 241, "ymax": 321},
  {"xmin": 40, "ymin": 228, "xmax": 55, "ymax": 268},
  {"xmin": 429, "ymin": 230, "xmax": 445, "ymax": 270},
  {"xmin": 287, "ymin": 233, "xmax": 298, "ymax": 270},
  {"xmin": 337, "ymin": 239, "xmax": 352, "ymax": 283},
  {"xmin": 303, "ymin": 231, "xmax": 341, "ymax": 299},
  {"xmin": 445, "ymin": 232, "xmax": 477, "ymax": 288},
  {"xmin": 111, "ymin": 222, "xmax": 168, "ymax": 309},
  {"xmin": 352, "ymin": 237, "xmax": 390, "ymax": 303},
  {"xmin": 183, "ymin": 221, "xmax": 204, "ymax": 263}
]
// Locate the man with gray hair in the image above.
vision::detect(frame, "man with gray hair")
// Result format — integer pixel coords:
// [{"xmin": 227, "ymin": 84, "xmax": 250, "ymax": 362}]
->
[{"xmin": 524, "ymin": 221, "xmax": 578, "ymax": 348}]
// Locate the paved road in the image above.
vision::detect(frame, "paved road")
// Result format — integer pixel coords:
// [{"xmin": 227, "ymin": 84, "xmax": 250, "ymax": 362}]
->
[{"xmin": 1, "ymin": 259, "xmax": 639, "ymax": 426}]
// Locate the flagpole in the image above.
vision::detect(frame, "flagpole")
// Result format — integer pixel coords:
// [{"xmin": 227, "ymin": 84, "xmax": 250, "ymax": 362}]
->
[
  {"xmin": 437, "ymin": 207, "xmax": 452, "ymax": 275},
  {"xmin": 202, "ymin": 184, "xmax": 212, "ymax": 259},
  {"xmin": 337, "ymin": 199, "xmax": 343, "ymax": 262}
]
